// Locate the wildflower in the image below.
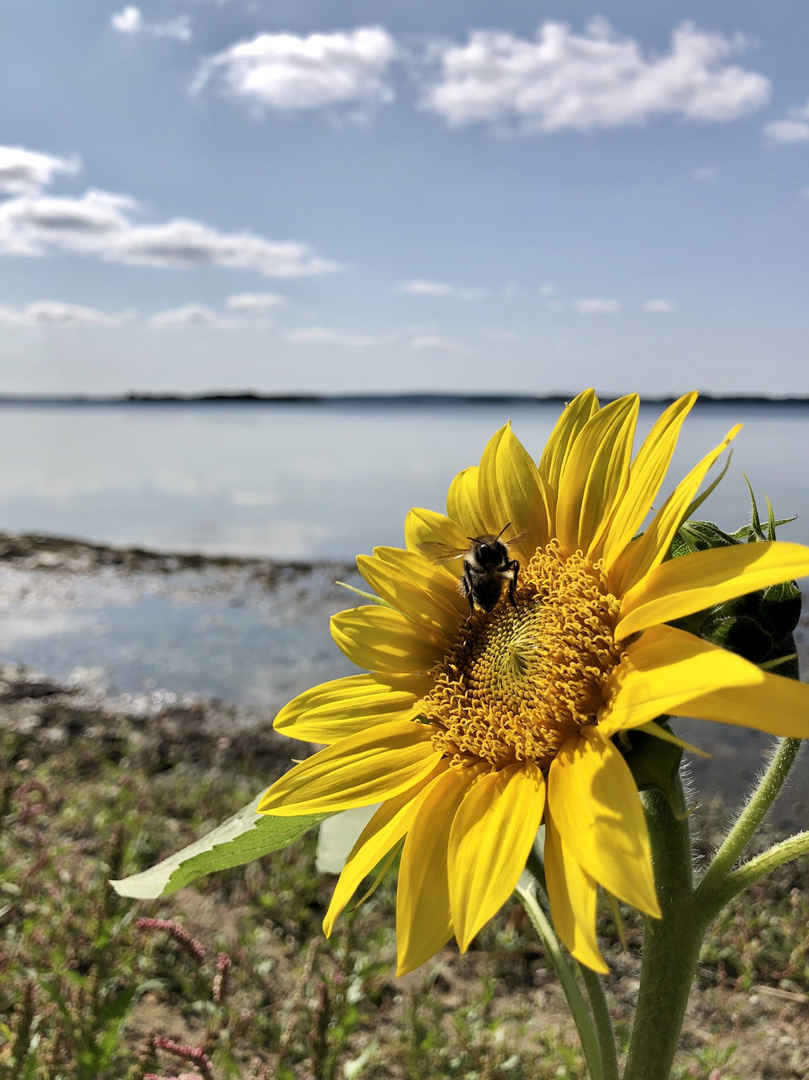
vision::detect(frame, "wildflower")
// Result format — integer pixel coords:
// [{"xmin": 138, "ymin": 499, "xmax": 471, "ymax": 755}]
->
[{"xmin": 259, "ymin": 391, "xmax": 809, "ymax": 974}]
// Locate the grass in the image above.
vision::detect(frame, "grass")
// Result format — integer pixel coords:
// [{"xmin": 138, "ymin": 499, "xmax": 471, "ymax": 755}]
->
[{"xmin": 1, "ymin": 711, "xmax": 809, "ymax": 1080}]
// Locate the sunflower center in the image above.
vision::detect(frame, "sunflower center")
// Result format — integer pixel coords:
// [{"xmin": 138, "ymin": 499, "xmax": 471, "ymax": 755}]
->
[{"xmin": 416, "ymin": 540, "xmax": 623, "ymax": 771}]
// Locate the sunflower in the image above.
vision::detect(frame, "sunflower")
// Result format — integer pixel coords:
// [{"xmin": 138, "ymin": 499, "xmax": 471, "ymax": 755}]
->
[{"xmin": 259, "ymin": 391, "xmax": 809, "ymax": 974}]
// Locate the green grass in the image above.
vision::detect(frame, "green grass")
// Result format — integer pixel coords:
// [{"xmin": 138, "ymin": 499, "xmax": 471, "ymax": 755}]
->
[{"xmin": 1, "ymin": 721, "xmax": 808, "ymax": 1080}]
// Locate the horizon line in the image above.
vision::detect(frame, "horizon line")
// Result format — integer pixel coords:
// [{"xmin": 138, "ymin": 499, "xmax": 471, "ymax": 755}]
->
[{"xmin": 0, "ymin": 389, "xmax": 807, "ymax": 408}]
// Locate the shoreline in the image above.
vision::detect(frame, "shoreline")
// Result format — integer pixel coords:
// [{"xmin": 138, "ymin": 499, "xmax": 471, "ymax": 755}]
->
[
  {"xmin": 0, "ymin": 529, "xmax": 338, "ymax": 576},
  {"xmin": 0, "ymin": 531, "xmax": 353, "ymax": 780}
]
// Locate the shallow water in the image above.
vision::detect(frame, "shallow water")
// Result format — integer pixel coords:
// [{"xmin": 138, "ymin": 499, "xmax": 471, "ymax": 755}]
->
[{"xmin": 0, "ymin": 561, "xmax": 357, "ymax": 714}]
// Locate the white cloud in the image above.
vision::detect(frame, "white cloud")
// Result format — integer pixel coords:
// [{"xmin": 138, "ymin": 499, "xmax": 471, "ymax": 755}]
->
[
  {"xmin": 285, "ymin": 326, "xmax": 380, "ymax": 347},
  {"xmin": 0, "ymin": 189, "xmax": 138, "ymax": 256},
  {"xmin": 111, "ymin": 5, "xmax": 141, "ymax": 32},
  {"xmin": 539, "ymin": 282, "xmax": 555, "ymax": 296},
  {"xmin": 111, "ymin": 6, "xmax": 192, "ymax": 42},
  {"xmin": 396, "ymin": 279, "xmax": 485, "ymax": 300},
  {"xmin": 643, "ymin": 299, "xmax": 675, "ymax": 313},
  {"xmin": 0, "ymin": 153, "xmax": 340, "ymax": 277},
  {"xmin": 109, "ymin": 219, "xmax": 338, "ymax": 276},
  {"xmin": 226, "ymin": 291, "xmax": 288, "ymax": 311},
  {"xmin": 0, "ymin": 300, "xmax": 133, "ymax": 327},
  {"xmin": 575, "ymin": 298, "xmax": 622, "ymax": 314},
  {"xmin": 150, "ymin": 303, "xmax": 220, "ymax": 328},
  {"xmin": 420, "ymin": 20, "xmax": 770, "ymax": 134},
  {"xmin": 692, "ymin": 165, "xmax": 717, "ymax": 180},
  {"xmin": 764, "ymin": 100, "xmax": 809, "ymax": 144},
  {"xmin": 408, "ymin": 334, "xmax": 467, "ymax": 351},
  {"xmin": 193, "ymin": 27, "xmax": 397, "ymax": 120},
  {"xmin": 0, "ymin": 145, "xmax": 80, "ymax": 196}
]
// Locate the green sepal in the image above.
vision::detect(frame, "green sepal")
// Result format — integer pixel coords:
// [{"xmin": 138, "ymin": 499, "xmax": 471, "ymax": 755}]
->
[
  {"xmin": 669, "ymin": 482, "xmax": 803, "ymax": 678},
  {"xmin": 669, "ymin": 519, "xmax": 736, "ymax": 558},
  {"xmin": 618, "ymin": 723, "xmax": 688, "ymax": 819}
]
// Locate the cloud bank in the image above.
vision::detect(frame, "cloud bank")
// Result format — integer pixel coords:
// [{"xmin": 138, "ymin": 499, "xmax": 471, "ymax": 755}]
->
[
  {"xmin": 0, "ymin": 144, "xmax": 340, "ymax": 278},
  {"xmin": 419, "ymin": 20, "xmax": 770, "ymax": 133}
]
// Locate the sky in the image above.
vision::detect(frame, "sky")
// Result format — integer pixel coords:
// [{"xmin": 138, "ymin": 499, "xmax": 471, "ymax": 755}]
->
[{"xmin": 1, "ymin": 1, "xmax": 808, "ymax": 397}]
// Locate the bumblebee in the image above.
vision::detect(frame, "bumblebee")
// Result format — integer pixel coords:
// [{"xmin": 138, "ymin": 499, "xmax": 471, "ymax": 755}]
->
[{"xmin": 421, "ymin": 524, "xmax": 520, "ymax": 614}]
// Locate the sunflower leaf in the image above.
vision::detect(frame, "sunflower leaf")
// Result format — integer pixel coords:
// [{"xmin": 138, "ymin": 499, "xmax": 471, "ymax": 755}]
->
[{"xmin": 110, "ymin": 797, "xmax": 331, "ymax": 899}]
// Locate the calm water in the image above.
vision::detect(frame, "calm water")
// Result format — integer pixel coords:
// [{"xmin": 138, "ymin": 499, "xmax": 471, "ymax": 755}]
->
[
  {"xmin": 0, "ymin": 398, "xmax": 807, "ymax": 558},
  {"xmin": 1, "ymin": 398, "xmax": 808, "ymax": 818}
]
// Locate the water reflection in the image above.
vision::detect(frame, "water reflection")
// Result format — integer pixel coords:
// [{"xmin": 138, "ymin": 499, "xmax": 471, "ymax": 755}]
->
[{"xmin": 0, "ymin": 399, "xmax": 806, "ymax": 559}]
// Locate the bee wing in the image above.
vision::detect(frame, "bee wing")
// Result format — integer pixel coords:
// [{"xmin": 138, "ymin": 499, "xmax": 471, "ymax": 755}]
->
[
  {"xmin": 418, "ymin": 541, "xmax": 469, "ymax": 563},
  {"xmin": 505, "ymin": 529, "xmax": 528, "ymax": 548}
]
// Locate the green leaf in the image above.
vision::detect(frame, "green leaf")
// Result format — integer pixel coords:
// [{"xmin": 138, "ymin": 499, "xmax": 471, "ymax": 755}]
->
[{"xmin": 110, "ymin": 795, "xmax": 331, "ymax": 899}]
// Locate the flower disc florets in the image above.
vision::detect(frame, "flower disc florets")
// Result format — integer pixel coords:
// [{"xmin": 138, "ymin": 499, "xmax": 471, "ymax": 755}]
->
[{"xmin": 420, "ymin": 540, "xmax": 623, "ymax": 771}]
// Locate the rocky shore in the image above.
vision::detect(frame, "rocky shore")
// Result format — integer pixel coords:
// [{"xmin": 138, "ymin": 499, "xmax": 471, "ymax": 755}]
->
[{"xmin": 0, "ymin": 531, "xmax": 356, "ymax": 780}]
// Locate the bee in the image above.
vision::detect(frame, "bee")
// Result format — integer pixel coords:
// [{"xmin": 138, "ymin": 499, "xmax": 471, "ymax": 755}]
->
[{"xmin": 421, "ymin": 524, "xmax": 521, "ymax": 615}]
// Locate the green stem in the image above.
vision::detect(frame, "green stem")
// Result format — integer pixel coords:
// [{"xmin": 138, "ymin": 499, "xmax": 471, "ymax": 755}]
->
[
  {"xmin": 579, "ymin": 965, "xmax": 619, "ymax": 1080},
  {"xmin": 623, "ymin": 786, "xmax": 705, "ymax": 1080},
  {"xmin": 697, "ymin": 737, "xmax": 803, "ymax": 904},
  {"xmin": 516, "ymin": 879, "xmax": 603, "ymax": 1080},
  {"xmin": 699, "ymin": 830, "xmax": 809, "ymax": 918}
]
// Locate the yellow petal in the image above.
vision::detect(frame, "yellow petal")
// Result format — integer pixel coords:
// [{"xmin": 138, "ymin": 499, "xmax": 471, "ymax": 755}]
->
[
  {"xmin": 447, "ymin": 465, "xmax": 488, "ymax": 537},
  {"xmin": 323, "ymin": 760, "xmax": 447, "ymax": 936},
  {"xmin": 599, "ymin": 624, "xmax": 763, "ymax": 737},
  {"xmin": 273, "ymin": 671, "xmax": 432, "ymax": 744},
  {"xmin": 607, "ymin": 425, "xmax": 739, "ymax": 593},
  {"xmin": 373, "ymin": 547, "xmax": 468, "ymax": 618},
  {"xmin": 671, "ymin": 663, "xmax": 809, "ymax": 738},
  {"xmin": 331, "ymin": 605, "xmax": 446, "ymax": 673},
  {"xmin": 404, "ymin": 507, "xmax": 469, "ymax": 568},
  {"xmin": 448, "ymin": 762, "xmax": 545, "ymax": 951},
  {"xmin": 549, "ymin": 728, "xmax": 660, "ymax": 918},
  {"xmin": 258, "ymin": 720, "xmax": 440, "ymax": 816},
  {"xmin": 544, "ymin": 808, "xmax": 607, "ymax": 974},
  {"xmin": 538, "ymin": 389, "xmax": 599, "ymax": 521},
  {"xmin": 478, "ymin": 425, "xmax": 549, "ymax": 561},
  {"xmin": 357, "ymin": 549, "xmax": 466, "ymax": 636},
  {"xmin": 556, "ymin": 395, "xmax": 639, "ymax": 558},
  {"xmin": 397, "ymin": 766, "xmax": 473, "ymax": 975},
  {"xmin": 617, "ymin": 540, "xmax": 809, "ymax": 640},
  {"xmin": 599, "ymin": 392, "xmax": 697, "ymax": 565}
]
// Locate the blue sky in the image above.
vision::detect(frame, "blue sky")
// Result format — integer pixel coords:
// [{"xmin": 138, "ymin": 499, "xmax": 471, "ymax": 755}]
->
[{"xmin": 1, "ymin": 1, "xmax": 808, "ymax": 396}]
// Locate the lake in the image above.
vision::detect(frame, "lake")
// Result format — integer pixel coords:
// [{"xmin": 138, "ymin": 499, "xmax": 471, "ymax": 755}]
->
[
  {"xmin": 0, "ymin": 396, "xmax": 807, "ymax": 559},
  {"xmin": 2, "ymin": 396, "xmax": 808, "ymax": 820}
]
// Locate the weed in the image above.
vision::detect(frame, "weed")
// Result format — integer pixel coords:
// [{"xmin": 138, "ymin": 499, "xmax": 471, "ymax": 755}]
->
[{"xmin": 1, "ymin": 716, "xmax": 808, "ymax": 1078}]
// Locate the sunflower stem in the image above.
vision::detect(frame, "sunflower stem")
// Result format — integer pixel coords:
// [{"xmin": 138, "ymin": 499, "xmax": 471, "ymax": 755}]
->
[
  {"xmin": 515, "ymin": 880, "xmax": 603, "ymax": 1080},
  {"xmin": 698, "ymin": 830, "xmax": 809, "ymax": 918},
  {"xmin": 579, "ymin": 964, "xmax": 620, "ymax": 1080},
  {"xmin": 623, "ymin": 785, "xmax": 704, "ymax": 1080},
  {"xmin": 696, "ymin": 737, "xmax": 803, "ymax": 905}
]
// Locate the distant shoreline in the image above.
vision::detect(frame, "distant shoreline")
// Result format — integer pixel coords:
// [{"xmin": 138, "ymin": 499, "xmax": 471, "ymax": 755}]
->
[{"xmin": 0, "ymin": 390, "xmax": 808, "ymax": 407}]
